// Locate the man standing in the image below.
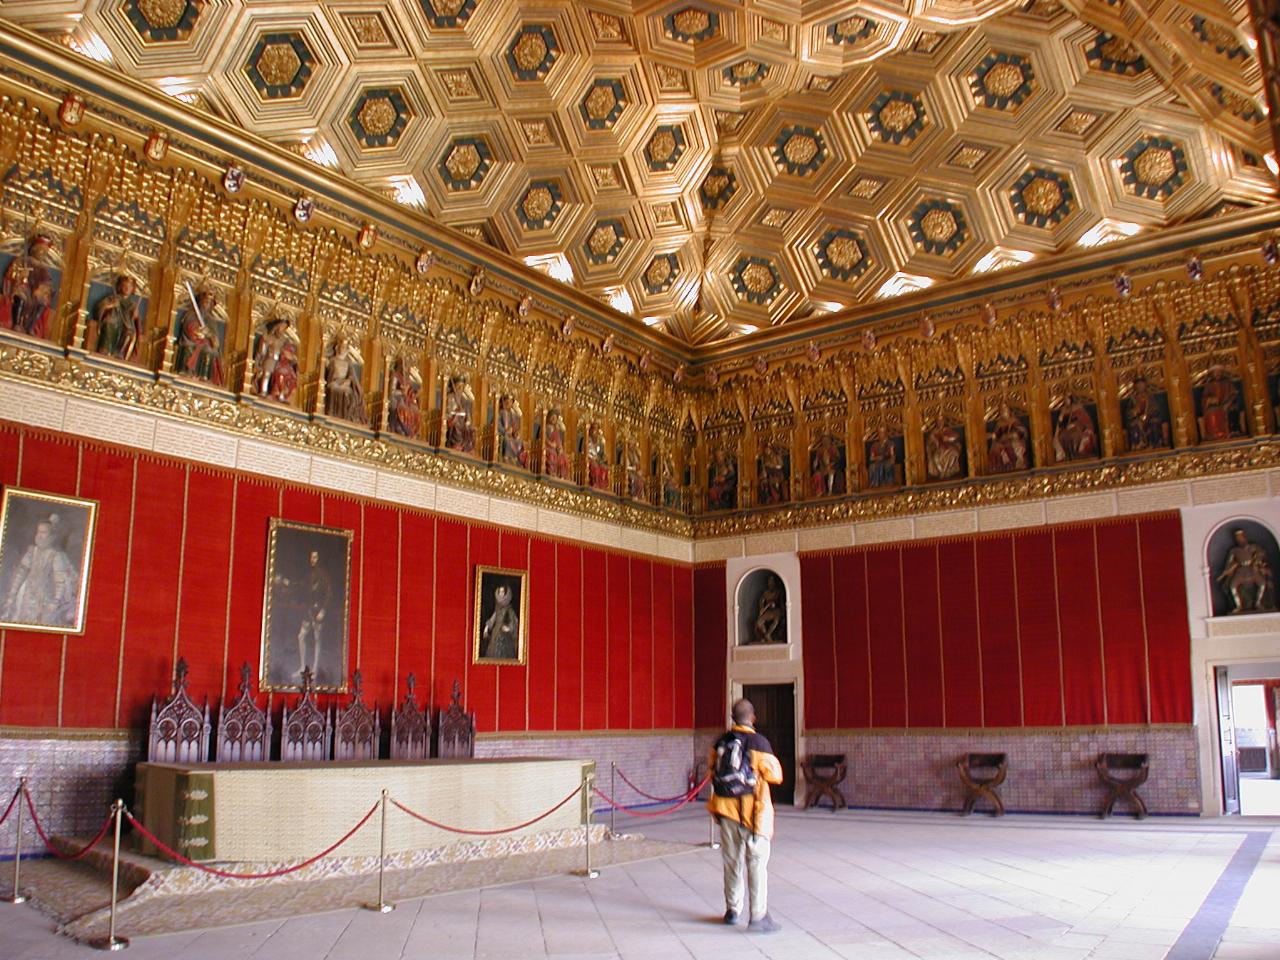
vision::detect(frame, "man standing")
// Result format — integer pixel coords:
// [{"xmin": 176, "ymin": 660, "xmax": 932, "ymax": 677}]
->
[{"xmin": 707, "ymin": 698, "xmax": 783, "ymax": 933}]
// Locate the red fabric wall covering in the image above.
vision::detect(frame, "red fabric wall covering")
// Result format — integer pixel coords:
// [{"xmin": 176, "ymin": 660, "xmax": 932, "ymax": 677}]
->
[
  {"xmin": 800, "ymin": 513, "xmax": 1193, "ymax": 730},
  {"xmin": 692, "ymin": 564, "xmax": 727, "ymax": 728},
  {"xmin": 0, "ymin": 423, "xmax": 695, "ymax": 734}
]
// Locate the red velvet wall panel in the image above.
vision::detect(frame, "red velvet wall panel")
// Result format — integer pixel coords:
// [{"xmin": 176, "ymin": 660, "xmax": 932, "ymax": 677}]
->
[
  {"xmin": 692, "ymin": 564, "xmax": 726, "ymax": 728},
  {"xmin": 799, "ymin": 514, "xmax": 1194, "ymax": 731},
  {"xmin": 0, "ymin": 422, "xmax": 695, "ymax": 734},
  {"xmin": 799, "ymin": 554, "xmax": 836, "ymax": 729},
  {"xmin": 832, "ymin": 551, "xmax": 871, "ymax": 729}
]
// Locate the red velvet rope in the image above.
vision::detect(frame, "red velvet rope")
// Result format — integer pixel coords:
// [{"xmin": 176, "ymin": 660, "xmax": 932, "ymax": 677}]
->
[
  {"xmin": 23, "ymin": 788, "xmax": 113, "ymax": 860},
  {"xmin": 0, "ymin": 784, "xmax": 19, "ymax": 828},
  {"xmin": 615, "ymin": 768, "xmax": 699, "ymax": 804},
  {"xmin": 592, "ymin": 777, "xmax": 707, "ymax": 818},
  {"xmin": 125, "ymin": 802, "xmax": 378, "ymax": 880},
  {"xmin": 390, "ymin": 783, "xmax": 583, "ymax": 836}
]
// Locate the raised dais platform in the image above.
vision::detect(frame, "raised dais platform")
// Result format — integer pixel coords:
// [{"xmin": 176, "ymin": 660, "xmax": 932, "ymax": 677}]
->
[{"xmin": 135, "ymin": 757, "xmax": 591, "ymax": 863}]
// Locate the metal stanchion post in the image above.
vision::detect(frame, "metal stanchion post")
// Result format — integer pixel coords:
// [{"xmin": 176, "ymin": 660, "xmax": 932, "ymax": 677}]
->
[
  {"xmin": 3, "ymin": 778, "xmax": 28, "ymax": 904},
  {"xmin": 609, "ymin": 762, "xmax": 616, "ymax": 837},
  {"xmin": 91, "ymin": 799, "xmax": 128, "ymax": 951},
  {"xmin": 362, "ymin": 790, "xmax": 394, "ymax": 914},
  {"xmin": 573, "ymin": 772, "xmax": 599, "ymax": 879}
]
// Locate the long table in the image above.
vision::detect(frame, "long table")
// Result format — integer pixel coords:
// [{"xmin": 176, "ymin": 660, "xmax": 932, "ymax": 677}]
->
[{"xmin": 134, "ymin": 757, "xmax": 591, "ymax": 863}]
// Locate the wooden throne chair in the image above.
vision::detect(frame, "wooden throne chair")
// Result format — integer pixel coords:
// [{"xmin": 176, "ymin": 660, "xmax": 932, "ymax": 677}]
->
[{"xmin": 148, "ymin": 657, "xmax": 211, "ymax": 763}]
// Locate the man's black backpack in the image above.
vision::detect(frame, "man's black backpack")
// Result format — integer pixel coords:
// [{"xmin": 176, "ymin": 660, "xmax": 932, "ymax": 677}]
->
[{"xmin": 712, "ymin": 731, "xmax": 757, "ymax": 798}]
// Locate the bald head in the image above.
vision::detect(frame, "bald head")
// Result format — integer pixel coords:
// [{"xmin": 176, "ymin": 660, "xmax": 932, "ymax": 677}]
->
[{"xmin": 731, "ymin": 698, "xmax": 755, "ymax": 725}]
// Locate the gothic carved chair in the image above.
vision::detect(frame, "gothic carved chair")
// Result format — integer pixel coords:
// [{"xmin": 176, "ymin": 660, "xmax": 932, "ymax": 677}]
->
[
  {"xmin": 148, "ymin": 657, "xmax": 211, "ymax": 763},
  {"xmin": 216, "ymin": 662, "xmax": 271, "ymax": 762},
  {"xmin": 801, "ymin": 754, "xmax": 848, "ymax": 811},
  {"xmin": 280, "ymin": 668, "xmax": 332, "ymax": 762},
  {"xmin": 390, "ymin": 672, "xmax": 431, "ymax": 760},
  {"xmin": 1097, "ymin": 753, "xmax": 1149, "ymax": 820},
  {"xmin": 957, "ymin": 753, "xmax": 1007, "ymax": 817},
  {"xmin": 437, "ymin": 679, "xmax": 475, "ymax": 759},
  {"xmin": 334, "ymin": 670, "xmax": 380, "ymax": 760}
]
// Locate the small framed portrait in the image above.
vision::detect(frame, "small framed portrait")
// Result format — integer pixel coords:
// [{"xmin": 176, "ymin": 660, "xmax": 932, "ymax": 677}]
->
[
  {"xmin": 473, "ymin": 565, "xmax": 528, "ymax": 664},
  {"xmin": 260, "ymin": 519, "xmax": 353, "ymax": 692},
  {"xmin": 0, "ymin": 487, "xmax": 97, "ymax": 634}
]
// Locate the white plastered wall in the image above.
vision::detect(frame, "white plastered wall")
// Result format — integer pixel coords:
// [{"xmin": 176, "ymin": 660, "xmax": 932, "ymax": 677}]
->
[
  {"xmin": 723, "ymin": 551, "xmax": 805, "ymax": 802},
  {"xmin": 1181, "ymin": 496, "xmax": 1280, "ymax": 816}
]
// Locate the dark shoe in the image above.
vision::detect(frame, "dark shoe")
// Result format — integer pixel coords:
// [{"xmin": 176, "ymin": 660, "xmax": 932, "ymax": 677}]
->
[
  {"xmin": 747, "ymin": 915, "xmax": 781, "ymax": 934},
  {"xmin": 723, "ymin": 910, "xmax": 740, "ymax": 925}
]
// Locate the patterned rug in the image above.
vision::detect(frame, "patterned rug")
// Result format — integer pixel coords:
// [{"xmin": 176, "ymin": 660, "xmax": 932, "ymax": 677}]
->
[{"xmin": 23, "ymin": 829, "xmax": 699, "ymax": 942}]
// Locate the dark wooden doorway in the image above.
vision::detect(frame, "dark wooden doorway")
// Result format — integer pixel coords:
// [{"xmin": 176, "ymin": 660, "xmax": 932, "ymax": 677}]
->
[{"xmin": 741, "ymin": 682, "xmax": 796, "ymax": 805}]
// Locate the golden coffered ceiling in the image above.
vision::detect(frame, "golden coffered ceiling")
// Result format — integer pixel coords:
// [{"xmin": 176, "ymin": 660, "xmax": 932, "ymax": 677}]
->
[{"xmin": 12, "ymin": 0, "xmax": 1276, "ymax": 344}]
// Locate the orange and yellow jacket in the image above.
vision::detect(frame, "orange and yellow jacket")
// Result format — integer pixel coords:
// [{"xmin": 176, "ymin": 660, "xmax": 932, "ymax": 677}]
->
[{"xmin": 706, "ymin": 724, "xmax": 784, "ymax": 839}]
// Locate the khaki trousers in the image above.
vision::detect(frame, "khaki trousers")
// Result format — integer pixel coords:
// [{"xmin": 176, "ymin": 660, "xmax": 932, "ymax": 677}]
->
[{"xmin": 717, "ymin": 815, "xmax": 770, "ymax": 921}]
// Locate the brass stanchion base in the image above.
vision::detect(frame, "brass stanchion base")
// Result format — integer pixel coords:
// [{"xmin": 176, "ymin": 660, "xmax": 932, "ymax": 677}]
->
[
  {"xmin": 572, "ymin": 868, "xmax": 600, "ymax": 879},
  {"xmin": 2, "ymin": 892, "xmax": 28, "ymax": 904},
  {"xmin": 90, "ymin": 936, "xmax": 129, "ymax": 951},
  {"xmin": 362, "ymin": 902, "xmax": 395, "ymax": 913}
]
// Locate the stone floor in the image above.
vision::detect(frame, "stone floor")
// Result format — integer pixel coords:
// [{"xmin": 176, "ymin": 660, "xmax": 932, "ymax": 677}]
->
[{"xmin": 3, "ymin": 808, "xmax": 1279, "ymax": 959}]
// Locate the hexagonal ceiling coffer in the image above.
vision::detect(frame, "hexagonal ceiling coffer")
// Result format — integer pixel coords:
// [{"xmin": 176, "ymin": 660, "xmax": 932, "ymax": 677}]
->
[
  {"xmin": 507, "ymin": 24, "xmax": 559, "ymax": 82},
  {"xmin": 700, "ymin": 165, "xmax": 737, "ymax": 210},
  {"xmin": 1085, "ymin": 33, "xmax": 1147, "ymax": 76},
  {"xmin": 971, "ymin": 52, "xmax": 1035, "ymax": 110},
  {"xmin": 866, "ymin": 91, "xmax": 926, "ymax": 145},
  {"xmin": 663, "ymin": 7, "xmax": 719, "ymax": 44},
  {"xmin": 517, "ymin": 179, "xmax": 564, "ymax": 230},
  {"xmin": 643, "ymin": 253, "xmax": 679, "ymax": 294},
  {"xmin": 645, "ymin": 125, "xmax": 686, "ymax": 171},
  {"xmin": 419, "ymin": 0, "xmax": 476, "ymax": 29},
  {"xmin": 1209, "ymin": 84, "xmax": 1264, "ymax": 122},
  {"xmin": 723, "ymin": 59, "xmax": 769, "ymax": 88},
  {"xmin": 828, "ymin": 15, "xmax": 876, "ymax": 47},
  {"xmin": 245, "ymin": 33, "xmax": 316, "ymax": 101},
  {"xmin": 580, "ymin": 78, "xmax": 627, "ymax": 130},
  {"xmin": 1119, "ymin": 136, "xmax": 1188, "ymax": 200},
  {"xmin": 814, "ymin": 228, "xmax": 871, "ymax": 281},
  {"xmin": 124, "ymin": 0, "xmax": 205, "ymax": 43},
  {"xmin": 730, "ymin": 255, "xmax": 782, "ymax": 305},
  {"xmin": 348, "ymin": 87, "xmax": 412, "ymax": 149},
  {"xmin": 437, "ymin": 136, "xmax": 493, "ymax": 191},
  {"xmin": 1011, "ymin": 168, "xmax": 1074, "ymax": 227},
  {"xmin": 771, "ymin": 125, "xmax": 827, "ymax": 176},
  {"xmin": 908, "ymin": 199, "xmax": 968, "ymax": 255},
  {"xmin": 584, "ymin": 219, "xmax": 626, "ymax": 264},
  {"xmin": 1190, "ymin": 15, "xmax": 1249, "ymax": 61}
]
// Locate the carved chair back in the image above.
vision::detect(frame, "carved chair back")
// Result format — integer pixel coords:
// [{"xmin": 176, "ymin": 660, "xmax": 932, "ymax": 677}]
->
[
  {"xmin": 334, "ymin": 670, "xmax": 380, "ymax": 760},
  {"xmin": 280, "ymin": 668, "xmax": 332, "ymax": 762},
  {"xmin": 216, "ymin": 662, "xmax": 272, "ymax": 762},
  {"xmin": 437, "ymin": 678, "xmax": 475, "ymax": 759},
  {"xmin": 148, "ymin": 657, "xmax": 211, "ymax": 764},
  {"xmin": 390, "ymin": 672, "xmax": 431, "ymax": 760}
]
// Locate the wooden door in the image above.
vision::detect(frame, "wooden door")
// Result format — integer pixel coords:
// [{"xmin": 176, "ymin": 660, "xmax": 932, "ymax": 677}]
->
[
  {"xmin": 742, "ymin": 682, "xmax": 796, "ymax": 805},
  {"xmin": 1217, "ymin": 666, "xmax": 1240, "ymax": 815}
]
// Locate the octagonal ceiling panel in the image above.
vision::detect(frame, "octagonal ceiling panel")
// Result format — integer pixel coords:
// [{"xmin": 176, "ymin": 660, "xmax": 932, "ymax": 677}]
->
[{"xmin": 25, "ymin": 0, "xmax": 1275, "ymax": 345}]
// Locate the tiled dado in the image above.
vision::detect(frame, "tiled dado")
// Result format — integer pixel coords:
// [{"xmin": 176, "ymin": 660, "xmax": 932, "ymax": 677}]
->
[
  {"xmin": 0, "ymin": 733, "xmax": 142, "ymax": 856},
  {"xmin": 0, "ymin": 380, "xmax": 693, "ymax": 563},
  {"xmin": 696, "ymin": 474, "xmax": 1280, "ymax": 562},
  {"xmin": 804, "ymin": 727, "xmax": 1200, "ymax": 816},
  {"xmin": 475, "ymin": 732, "xmax": 700, "ymax": 812}
]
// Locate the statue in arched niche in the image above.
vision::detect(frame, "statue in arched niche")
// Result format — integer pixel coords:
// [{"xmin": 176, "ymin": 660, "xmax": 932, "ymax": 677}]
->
[
  {"xmin": 752, "ymin": 574, "xmax": 785, "ymax": 644},
  {"xmin": 1216, "ymin": 528, "xmax": 1276, "ymax": 614}
]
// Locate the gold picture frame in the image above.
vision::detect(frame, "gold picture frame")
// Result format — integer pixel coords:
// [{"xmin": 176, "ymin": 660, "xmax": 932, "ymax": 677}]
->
[
  {"xmin": 0, "ymin": 487, "xmax": 98, "ymax": 634},
  {"xmin": 260, "ymin": 518, "xmax": 353, "ymax": 692},
  {"xmin": 473, "ymin": 565, "xmax": 528, "ymax": 665}
]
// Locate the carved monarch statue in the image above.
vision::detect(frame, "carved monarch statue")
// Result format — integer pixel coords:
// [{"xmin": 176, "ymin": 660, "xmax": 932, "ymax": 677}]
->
[{"xmin": 1216, "ymin": 529, "xmax": 1275, "ymax": 614}]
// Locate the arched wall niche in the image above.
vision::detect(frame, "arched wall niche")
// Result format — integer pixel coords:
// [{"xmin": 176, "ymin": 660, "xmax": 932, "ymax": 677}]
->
[
  {"xmin": 1204, "ymin": 517, "xmax": 1280, "ymax": 617},
  {"xmin": 735, "ymin": 567, "xmax": 788, "ymax": 646}
]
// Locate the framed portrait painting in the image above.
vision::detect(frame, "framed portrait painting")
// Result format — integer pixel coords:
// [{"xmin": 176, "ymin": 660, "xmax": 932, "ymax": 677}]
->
[
  {"xmin": 260, "ymin": 519, "xmax": 352, "ymax": 692},
  {"xmin": 473, "ymin": 565, "xmax": 528, "ymax": 664},
  {"xmin": 0, "ymin": 488, "xmax": 97, "ymax": 633}
]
